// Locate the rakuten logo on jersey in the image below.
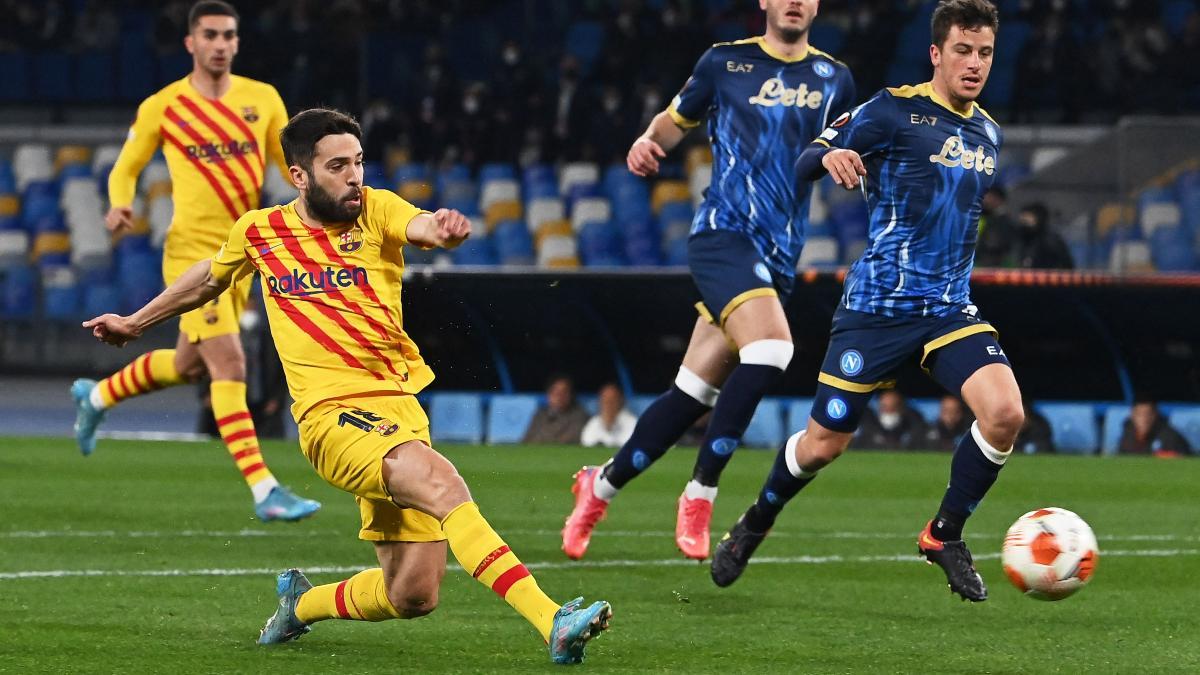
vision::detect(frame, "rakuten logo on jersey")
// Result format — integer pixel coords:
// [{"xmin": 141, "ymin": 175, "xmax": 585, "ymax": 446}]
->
[
  {"xmin": 748, "ymin": 78, "xmax": 824, "ymax": 109},
  {"xmin": 266, "ymin": 266, "xmax": 368, "ymax": 296}
]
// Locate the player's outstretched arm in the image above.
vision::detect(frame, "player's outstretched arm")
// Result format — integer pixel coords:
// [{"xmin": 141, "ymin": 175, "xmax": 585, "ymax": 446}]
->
[
  {"xmin": 82, "ymin": 259, "xmax": 229, "ymax": 347},
  {"xmin": 627, "ymin": 112, "xmax": 688, "ymax": 177},
  {"xmin": 796, "ymin": 144, "xmax": 866, "ymax": 190},
  {"xmin": 406, "ymin": 208, "xmax": 472, "ymax": 250}
]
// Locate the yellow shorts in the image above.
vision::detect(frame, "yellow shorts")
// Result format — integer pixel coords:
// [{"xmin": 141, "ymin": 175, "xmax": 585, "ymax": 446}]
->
[
  {"xmin": 298, "ymin": 394, "xmax": 446, "ymax": 543},
  {"xmin": 163, "ymin": 254, "xmax": 252, "ymax": 343}
]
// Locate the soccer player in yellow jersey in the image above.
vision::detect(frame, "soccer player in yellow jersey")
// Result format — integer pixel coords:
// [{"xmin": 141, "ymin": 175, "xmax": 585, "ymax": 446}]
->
[
  {"xmin": 69, "ymin": 1, "xmax": 320, "ymax": 522},
  {"xmin": 82, "ymin": 109, "xmax": 613, "ymax": 665}
]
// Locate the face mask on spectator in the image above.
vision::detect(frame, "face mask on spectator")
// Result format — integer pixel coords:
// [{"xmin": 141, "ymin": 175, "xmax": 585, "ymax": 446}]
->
[
  {"xmin": 503, "ymin": 45, "xmax": 520, "ymax": 66},
  {"xmin": 879, "ymin": 411, "xmax": 901, "ymax": 430}
]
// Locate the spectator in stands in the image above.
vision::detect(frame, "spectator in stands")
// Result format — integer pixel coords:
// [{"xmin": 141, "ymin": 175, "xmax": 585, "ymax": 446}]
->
[
  {"xmin": 1015, "ymin": 398, "xmax": 1055, "ymax": 454},
  {"xmin": 580, "ymin": 383, "xmax": 637, "ymax": 448},
  {"xmin": 976, "ymin": 187, "xmax": 1016, "ymax": 267},
  {"xmin": 1014, "ymin": 203, "xmax": 1074, "ymax": 269},
  {"xmin": 1118, "ymin": 397, "xmax": 1192, "ymax": 457},
  {"xmin": 853, "ymin": 390, "xmax": 927, "ymax": 451},
  {"xmin": 923, "ymin": 395, "xmax": 974, "ymax": 452},
  {"xmin": 522, "ymin": 373, "xmax": 589, "ymax": 445}
]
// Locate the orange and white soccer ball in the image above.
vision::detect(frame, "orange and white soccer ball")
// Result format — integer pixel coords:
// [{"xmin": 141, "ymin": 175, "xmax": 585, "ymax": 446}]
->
[{"xmin": 1001, "ymin": 507, "xmax": 1098, "ymax": 601}]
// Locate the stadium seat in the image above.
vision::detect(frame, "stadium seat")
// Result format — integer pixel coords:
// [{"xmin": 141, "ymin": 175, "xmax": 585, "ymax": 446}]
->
[
  {"xmin": 624, "ymin": 230, "xmax": 662, "ymax": 266},
  {"xmin": 565, "ymin": 182, "xmax": 601, "ymax": 210},
  {"xmin": 480, "ymin": 178, "xmax": 519, "ymax": 211},
  {"xmin": 743, "ymin": 399, "xmax": 785, "ymax": 448},
  {"xmin": 1139, "ymin": 201, "xmax": 1181, "ymax": 239},
  {"xmin": 628, "ymin": 394, "xmax": 657, "ymax": 417},
  {"xmin": 1029, "ymin": 146, "xmax": 1069, "ymax": 173},
  {"xmin": 1150, "ymin": 227, "xmax": 1198, "ymax": 271},
  {"xmin": 392, "ymin": 163, "xmax": 429, "ymax": 187},
  {"xmin": 484, "ymin": 199, "xmax": 522, "ymax": 229},
  {"xmin": 1101, "ymin": 404, "xmax": 1130, "ymax": 456},
  {"xmin": 787, "ymin": 398, "xmax": 815, "ymax": 432},
  {"xmin": 1108, "ymin": 241, "xmax": 1153, "ymax": 273},
  {"xmin": 436, "ymin": 164, "xmax": 471, "ymax": 196},
  {"xmin": 30, "ymin": 232, "xmax": 70, "ymax": 264},
  {"xmin": 665, "ymin": 235, "xmax": 689, "ymax": 266},
  {"xmin": 1, "ymin": 264, "xmax": 36, "ymax": 319},
  {"xmin": 493, "ymin": 219, "xmax": 535, "ymax": 265},
  {"xmin": 579, "ymin": 221, "xmax": 625, "ymax": 266},
  {"xmin": 684, "ymin": 146, "xmax": 713, "ymax": 177},
  {"xmin": 527, "ymin": 197, "xmax": 565, "ymax": 232},
  {"xmin": 1167, "ymin": 408, "xmax": 1200, "ymax": 454},
  {"xmin": 659, "ymin": 201, "xmax": 693, "ymax": 226},
  {"xmin": 1095, "ymin": 202, "xmax": 1135, "ymax": 240},
  {"xmin": 479, "ymin": 163, "xmax": 515, "ymax": 183},
  {"xmin": 82, "ymin": 282, "xmax": 120, "ymax": 320},
  {"xmin": 54, "ymin": 146, "xmax": 93, "ymax": 174},
  {"xmin": 797, "ymin": 236, "xmax": 838, "ymax": 268},
  {"xmin": 841, "ymin": 239, "xmax": 868, "ymax": 264},
  {"xmin": 41, "ymin": 265, "xmax": 79, "ymax": 320},
  {"xmin": 688, "ymin": 168, "xmax": 711, "ymax": 208},
  {"xmin": 909, "ymin": 399, "xmax": 942, "ymax": 425},
  {"xmin": 559, "ymin": 162, "xmax": 600, "ymax": 197},
  {"xmin": 537, "ymin": 235, "xmax": 579, "ymax": 268},
  {"xmin": 533, "ymin": 219, "xmax": 573, "ymax": 249},
  {"xmin": 522, "ymin": 163, "xmax": 555, "ymax": 190},
  {"xmin": 651, "ymin": 181, "xmax": 690, "ymax": 214},
  {"xmin": 440, "ymin": 180, "xmax": 478, "ymax": 210},
  {"xmin": 571, "ymin": 197, "xmax": 611, "ymax": 232},
  {"xmin": 14, "ymin": 145, "xmax": 54, "ymax": 193},
  {"xmin": 486, "ymin": 394, "xmax": 540, "ymax": 444},
  {"xmin": 0, "ymin": 231, "xmax": 30, "ymax": 269},
  {"xmin": 428, "ymin": 392, "xmax": 485, "ymax": 444},
  {"xmin": 450, "ymin": 234, "xmax": 498, "ymax": 266},
  {"xmin": 1038, "ymin": 403, "xmax": 1099, "ymax": 455},
  {"xmin": 399, "ymin": 180, "xmax": 435, "ymax": 209}
]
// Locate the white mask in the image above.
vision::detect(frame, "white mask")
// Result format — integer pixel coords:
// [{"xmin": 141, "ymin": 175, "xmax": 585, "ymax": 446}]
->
[{"xmin": 879, "ymin": 411, "xmax": 901, "ymax": 430}]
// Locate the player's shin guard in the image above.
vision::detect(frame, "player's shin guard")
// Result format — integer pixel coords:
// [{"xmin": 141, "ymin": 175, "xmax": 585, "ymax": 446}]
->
[
  {"xmin": 931, "ymin": 421, "xmax": 1011, "ymax": 542},
  {"xmin": 691, "ymin": 340, "xmax": 793, "ymax": 487},
  {"xmin": 211, "ymin": 380, "xmax": 278, "ymax": 501},
  {"xmin": 599, "ymin": 368, "xmax": 717, "ymax": 491},
  {"xmin": 442, "ymin": 501, "xmax": 561, "ymax": 642},
  {"xmin": 295, "ymin": 568, "xmax": 401, "ymax": 623},
  {"xmin": 743, "ymin": 431, "xmax": 818, "ymax": 532},
  {"xmin": 91, "ymin": 349, "xmax": 185, "ymax": 409}
]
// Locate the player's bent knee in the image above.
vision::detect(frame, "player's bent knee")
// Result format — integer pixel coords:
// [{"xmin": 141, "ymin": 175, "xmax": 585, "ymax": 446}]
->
[
  {"xmin": 980, "ymin": 400, "xmax": 1024, "ymax": 447},
  {"xmin": 389, "ymin": 589, "xmax": 439, "ymax": 619},
  {"xmin": 738, "ymin": 339, "xmax": 794, "ymax": 371}
]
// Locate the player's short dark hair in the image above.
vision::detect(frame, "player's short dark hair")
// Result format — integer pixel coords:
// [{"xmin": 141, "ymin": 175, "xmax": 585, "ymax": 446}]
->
[
  {"xmin": 280, "ymin": 109, "xmax": 362, "ymax": 172},
  {"xmin": 188, "ymin": 1, "xmax": 239, "ymax": 30},
  {"xmin": 931, "ymin": 0, "xmax": 999, "ymax": 48}
]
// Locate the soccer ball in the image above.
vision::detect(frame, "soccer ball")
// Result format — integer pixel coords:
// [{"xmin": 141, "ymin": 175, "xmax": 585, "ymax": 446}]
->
[{"xmin": 1001, "ymin": 507, "xmax": 1098, "ymax": 601}]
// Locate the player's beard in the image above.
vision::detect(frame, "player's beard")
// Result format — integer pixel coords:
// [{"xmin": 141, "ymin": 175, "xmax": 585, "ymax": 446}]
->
[{"xmin": 305, "ymin": 176, "xmax": 362, "ymax": 224}]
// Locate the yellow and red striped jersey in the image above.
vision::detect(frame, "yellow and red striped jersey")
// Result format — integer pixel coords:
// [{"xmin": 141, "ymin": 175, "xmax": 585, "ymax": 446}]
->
[
  {"xmin": 109, "ymin": 74, "xmax": 289, "ymax": 263},
  {"xmin": 209, "ymin": 186, "xmax": 434, "ymax": 421}
]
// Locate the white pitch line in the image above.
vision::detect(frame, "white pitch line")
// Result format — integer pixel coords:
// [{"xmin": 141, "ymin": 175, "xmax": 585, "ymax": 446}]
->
[
  {"xmin": 1, "ymin": 548, "xmax": 1197, "ymax": 581},
  {"xmin": 1, "ymin": 528, "xmax": 1195, "ymax": 544}
]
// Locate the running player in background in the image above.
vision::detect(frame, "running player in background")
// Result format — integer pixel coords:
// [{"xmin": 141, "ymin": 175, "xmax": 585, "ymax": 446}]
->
[
  {"xmin": 712, "ymin": 0, "xmax": 1017, "ymax": 602},
  {"xmin": 563, "ymin": 0, "xmax": 855, "ymax": 561},
  {"xmin": 82, "ymin": 109, "xmax": 612, "ymax": 664},
  {"xmin": 69, "ymin": 1, "xmax": 319, "ymax": 522}
]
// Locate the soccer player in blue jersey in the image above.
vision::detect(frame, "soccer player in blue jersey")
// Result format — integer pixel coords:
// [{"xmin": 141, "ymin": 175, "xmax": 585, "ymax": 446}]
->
[
  {"xmin": 711, "ymin": 0, "xmax": 1016, "ymax": 601},
  {"xmin": 563, "ymin": 0, "xmax": 856, "ymax": 561}
]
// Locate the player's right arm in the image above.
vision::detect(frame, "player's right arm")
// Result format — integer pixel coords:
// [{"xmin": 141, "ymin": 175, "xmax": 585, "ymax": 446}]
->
[
  {"xmin": 627, "ymin": 48, "xmax": 715, "ymax": 177},
  {"xmin": 106, "ymin": 95, "xmax": 164, "ymax": 233},
  {"xmin": 83, "ymin": 216, "xmax": 254, "ymax": 347},
  {"xmin": 796, "ymin": 91, "xmax": 899, "ymax": 190}
]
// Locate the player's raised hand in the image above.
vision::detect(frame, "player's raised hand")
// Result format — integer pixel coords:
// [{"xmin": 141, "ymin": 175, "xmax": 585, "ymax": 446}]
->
[
  {"xmin": 823, "ymin": 149, "xmax": 867, "ymax": 190},
  {"xmin": 627, "ymin": 137, "xmax": 667, "ymax": 177},
  {"xmin": 82, "ymin": 313, "xmax": 141, "ymax": 348},
  {"xmin": 105, "ymin": 206, "xmax": 134, "ymax": 234},
  {"xmin": 433, "ymin": 208, "xmax": 471, "ymax": 249}
]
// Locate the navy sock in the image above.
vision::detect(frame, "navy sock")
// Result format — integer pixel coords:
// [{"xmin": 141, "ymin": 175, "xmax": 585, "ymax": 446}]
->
[
  {"xmin": 691, "ymin": 363, "xmax": 782, "ymax": 486},
  {"xmin": 931, "ymin": 427, "xmax": 1007, "ymax": 541},
  {"xmin": 743, "ymin": 440, "xmax": 815, "ymax": 533},
  {"xmin": 601, "ymin": 385, "xmax": 709, "ymax": 489}
]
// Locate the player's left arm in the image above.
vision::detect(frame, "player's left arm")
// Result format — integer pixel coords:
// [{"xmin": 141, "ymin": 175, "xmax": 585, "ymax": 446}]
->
[
  {"xmin": 797, "ymin": 90, "xmax": 898, "ymax": 189},
  {"xmin": 264, "ymin": 86, "xmax": 290, "ymax": 182}
]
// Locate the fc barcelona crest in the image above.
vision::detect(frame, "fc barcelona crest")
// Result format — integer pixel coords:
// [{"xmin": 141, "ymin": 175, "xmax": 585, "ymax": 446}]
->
[
  {"xmin": 339, "ymin": 227, "xmax": 363, "ymax": 253},
  {"xmin": 241, "ymin": 106, "xmax": 259, "ymax": 123}
]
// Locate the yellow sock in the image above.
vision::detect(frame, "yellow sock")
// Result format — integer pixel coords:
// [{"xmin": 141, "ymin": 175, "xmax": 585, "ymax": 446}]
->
[
  {"xmin": 295, "ymin": 568, "xmax": 400, "ymax": 623},
  {"xmin": 209, "ymin": 380, "xmax": 276, "ymax": 495},
  {"xmin": 95, "ymin": 350, "xmax": 185, "ymax": 408},
  {"xmin": 441, "ymin": 501, "xmax": 560, "ymax": 642}
]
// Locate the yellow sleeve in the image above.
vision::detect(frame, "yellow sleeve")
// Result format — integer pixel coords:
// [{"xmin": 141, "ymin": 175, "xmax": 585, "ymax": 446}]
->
[
  {"xmin": 108, "ymin": 95, "xmax": 163, "ymax": 208},
  {"xmin": 209, "ymin": 213, "xmax": 254, "ymax": 286},
  {"xmin": 371, "ymin": 188, "xmax": 426, "ymax": 247},
  {"xmin": 264, "ymin": 86, "xmax": 290, "ymax": 181}
]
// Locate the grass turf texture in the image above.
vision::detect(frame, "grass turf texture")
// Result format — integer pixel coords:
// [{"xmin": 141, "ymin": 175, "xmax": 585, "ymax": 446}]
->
[{"xmin": 1, "ymin": 437, "xmax": 1198, "ymax": 674}]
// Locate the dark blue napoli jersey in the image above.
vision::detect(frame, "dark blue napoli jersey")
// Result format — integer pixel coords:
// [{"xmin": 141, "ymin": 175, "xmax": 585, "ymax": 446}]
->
[
  {"xmin": 813, "ymin": 82, "xmax": 1002, "ymax": 317},
  {"xmin": 670, "ymin": 37, "xmax": 855, "ymax": 280}
]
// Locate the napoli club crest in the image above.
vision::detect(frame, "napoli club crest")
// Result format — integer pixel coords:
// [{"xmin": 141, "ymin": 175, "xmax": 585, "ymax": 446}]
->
[
  {"xmin": 813, "ymin": 61, "xmax": 834, "ymax": 79},
  {"xmin": 339, "ymin": 228, "xmax": 363, "ymax": 253}
]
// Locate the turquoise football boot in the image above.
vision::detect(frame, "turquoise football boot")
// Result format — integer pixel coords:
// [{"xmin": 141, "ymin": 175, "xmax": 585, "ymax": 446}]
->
[
  {"xmin": 548, "ymin": 596, "xmax": 612, "ymax": 665},
  {"xmin": 70, "ymin": 378, "xmax": 106, "ymax": 457},
  {"xmin": 255, "ymin": 485, "xmax": 321, "ymax": 523},
  {"xmin": 257, "ymin": 569, "xmax": 313, "ymax": 645}
]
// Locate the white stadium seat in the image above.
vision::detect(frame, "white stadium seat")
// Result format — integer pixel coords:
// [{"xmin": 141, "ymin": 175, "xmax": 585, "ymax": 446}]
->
[
  {"xmin": 797, "ymin": 235, "xmax": 838, "ymax": 267},
  {"xmin": 480, "ymin": 178, "xmax": 519, "ymax": 211},
  {"xmin": 148, "ymin": 197, "xmax": 174, "ymax": 247},
  {"xmin": 1139, "ymin": 202, "xmax": 1181, "ymax": 238},
  {"xmin": 571, "ymin": 197, "xmax": 611, "ymax": 232},
  {"xmin": 0, "ymin": 231, "xmax": 30, "ymax": 264},
  {"xmin": 1108, "ymin": 240, "xmax": 1152, "ymax": 272},
  {"xmin": 263, "ymin": 166, "xmax": 296, "ymax": 205},
  {"xmin": 14, "ymin": 143, "xmax": 54, "ymax": 191},
  {"xmin": 1030, "ymin": 146, "xmax": 1069, "ymax": 173},
  {"xmin": 91, "ymin": 144, "xmax": 123, "ymax": 175},
  {"xmin": 526, "ymin": 197, "xmax": 564, "ymax": 231},
  {"xmin": 537, "ymin": 234, "xmax": 578, "ymax": 266},
  {"xmin": 559, "ymin": 162, "xmax": 599, "ymax": 196},
  {"xmin": 689, "ymin": 166, "xmax": 711, "ymax": 208},
  {"xmin": 141, "ymin": 161, "xmax": 170, "ymax": 188}
]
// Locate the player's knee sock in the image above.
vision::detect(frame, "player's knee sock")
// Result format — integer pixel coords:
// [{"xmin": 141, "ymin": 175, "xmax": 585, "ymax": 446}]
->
[
  {"xmin": 597, "ymin": 367, "xmax": 717, "ymax": 497},
  {"xmin": 210, "ymin": 380, "xmax": 278, "ymax": 503},
  {"xmin": 441, "ymin": 501, "xmax": 561, "ymax": 642},
  {"xmin": 743, "ymin": 431, "xmax": 818, "ymax": 532},
  {"xmin": 90, "ymin": 349, "xmax": 186, "ymax": 410},
  {"xmin": 931, "ymin": 421, "xmax": 1011, "ymax": 542},
  {"xmin": 691, "ymin": 339, "xmax": 793, "ymax": 488},
  {"xmin": 295, "ymin": 568, "xmax": 401, "ymax": 623}
]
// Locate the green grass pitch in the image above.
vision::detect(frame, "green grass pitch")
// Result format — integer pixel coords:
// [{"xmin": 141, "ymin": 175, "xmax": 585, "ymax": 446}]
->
[{"xmin": 2, "ymin": 436, "xmax": 1198, "ymax": 673}]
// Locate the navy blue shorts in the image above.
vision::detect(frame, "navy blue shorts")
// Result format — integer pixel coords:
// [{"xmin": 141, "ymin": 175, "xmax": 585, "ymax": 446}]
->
[
  {"xmin": 687, "ymin": 230, "xmax": 794, "ymax": 327},
  {"xmin": 810, "ymin": 306, "xmax": 1010, "ymax": 432}
]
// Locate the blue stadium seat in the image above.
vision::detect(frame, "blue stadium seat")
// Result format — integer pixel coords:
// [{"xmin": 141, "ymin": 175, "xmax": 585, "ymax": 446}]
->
[
  {"xmin": 910, "ymin": 399, "xmax": 942, "ymax": 424},
  {"xmin": 1037, "ymin": 403, "xmax": 1099, "ymax": 455},
  {"xmin": 363, "ymin": 162, "xmax": 389, "ymax": 188},
  {"xmin": 451, "ymin": 235, "xmax": 498, "ymax": 266},
  {"xmin": 743, "ymin": 398, "xmax": 785, "ymax": 449},
  {"xmin": 493, "ymin": 219, "xmax": 535, "ymax": 265},
  {"xmin": 566, "ymin": 182, "xmax": 600, "ymax": 208},
  {"xmin": 629, "ymin": 394, "xmax": 657, "ymax": 417},
  {"xmin": 1, "ymin": 265, "xmax": 37, "ymax": 319},
  {"xmin": 82, "ymin": 282, "xmax": 120, "ymax": 319},
  {"xmin": 666, "ymin": 236, "xmax": 689, "ymax": 266},
  {"xmin": 1101, "ymin": 404, "xmax": 1130, "ymax": 456},
  {"xmin": 1150, "ymin": 226, "xmax": 1198, "ymax": 271},
  {"xmin": 428, "ymin": 392, "xmax": 485, "ymax": 444},
  {"xmin": 522, "ymin": 164, "xmax": 555, "ymax": 188},
  {"xmin": 392, "ymin": 163, "xmax": 428, "ymax": 186},
  {"xmin": 579, "ymin": 221, "xmax": 625, "ymax": 266},
  {"xmin": 42, "ymin": 282, "xmax": 80, "ymax": 320},
  {"xmin": 32, "ymin": 213, "xmax": 66, "ymax": 234},
  {"xmin": 524, "ymin": 178, "xmax": 559, "ymax": 200},
  {"xmin": 659, "ymin": 202, "xmax": 693, "ymax": 225},
  {"xmin": 479, "ymin": 163, "xmax": 515, "ymax": 182},
  {"xmin": 578, "ymin": 394, "xmax": 598, "ymax": 416},
  {"xmin": 486, "ymin": 394, "xmax": 540, "ymax": 444},
  {"xmin": 1167, "ymin": 408, "xmax": 1200, "ymax": 454},
  {"xmin": 436, "ymin": 164, "xmax": 472, "ymax": 196},
  {"xmin": 787, "ymin": 398, "xmax": 815, "ymax": 432},
  {"xmin": 0, "ymin": 53, "xmax": 30, "ymax": 102},
  {"xmin": 59, "ymin": 163, "xmax": 91, "ymax": 181},
  {"xmin": 624, "ymin": 231, "xmax": 662, "ymax": 266}
]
